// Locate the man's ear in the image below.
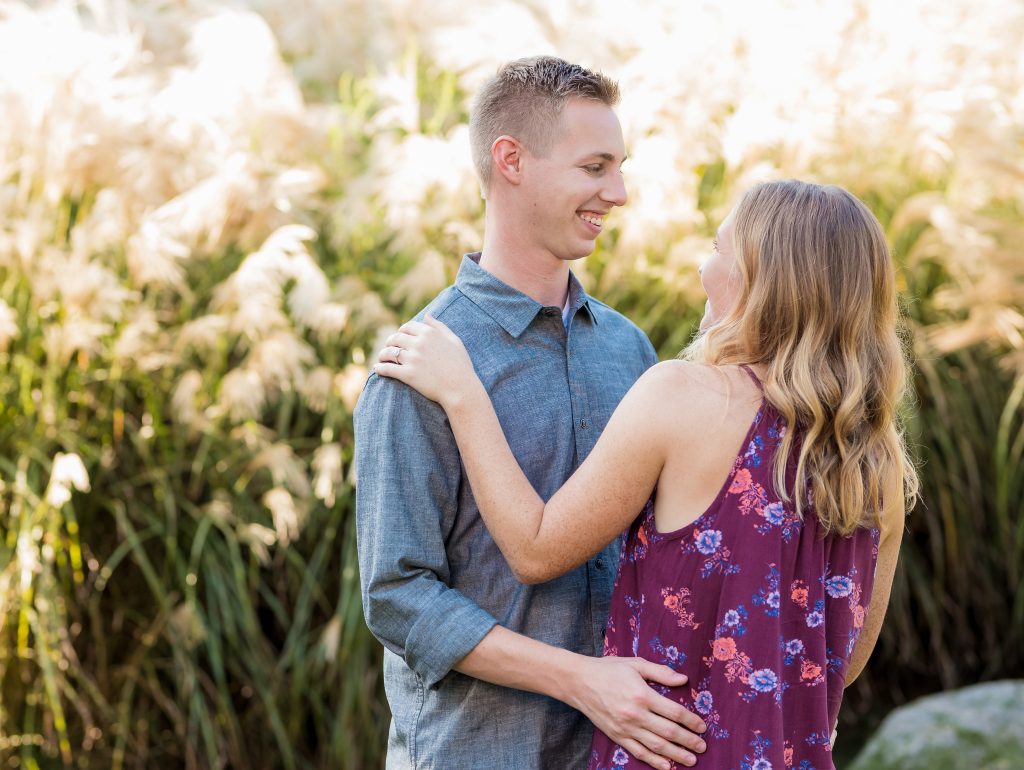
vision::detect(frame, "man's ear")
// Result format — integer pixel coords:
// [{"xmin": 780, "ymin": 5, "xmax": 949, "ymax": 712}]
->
[{"xmin": 491, "ymin": 135, "xmax": 523, "ymax": 186}]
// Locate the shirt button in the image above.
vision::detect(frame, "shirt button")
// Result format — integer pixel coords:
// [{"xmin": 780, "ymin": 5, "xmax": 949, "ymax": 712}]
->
[
  {"xmin": 580, "ymin": 418, "xmax": 588, "ymax": 429},
  {"xmin": 595, "ymin": 557, "xmax": 604, "ymax": 569}
]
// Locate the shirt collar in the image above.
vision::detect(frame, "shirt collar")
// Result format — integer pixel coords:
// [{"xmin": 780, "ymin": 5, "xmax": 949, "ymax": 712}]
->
[{"xmin": 454, "ymin": 253, "xmax": 598, "ymax": 338}]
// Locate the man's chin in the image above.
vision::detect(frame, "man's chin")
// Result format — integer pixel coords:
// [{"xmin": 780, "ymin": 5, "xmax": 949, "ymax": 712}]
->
[{"xmin": 562, "ymin": 241, "xmax": 598, "ymax": 261}]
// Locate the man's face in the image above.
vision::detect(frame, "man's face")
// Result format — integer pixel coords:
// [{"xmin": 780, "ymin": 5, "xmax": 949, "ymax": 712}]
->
[{"xmin": 519, "ymin": 99, "xmax": 628, "ymax": 262}]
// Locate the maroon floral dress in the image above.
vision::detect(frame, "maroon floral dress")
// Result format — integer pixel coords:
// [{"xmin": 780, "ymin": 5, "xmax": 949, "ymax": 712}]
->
[{"xmin": 589, "ymin": 367, "xmax": 879, "ymax": 770}]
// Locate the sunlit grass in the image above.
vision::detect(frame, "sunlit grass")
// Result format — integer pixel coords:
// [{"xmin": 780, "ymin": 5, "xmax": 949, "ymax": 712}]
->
[{"xmin": 0, "ymin": 0, "xmax": 1021, "ymax": 767}]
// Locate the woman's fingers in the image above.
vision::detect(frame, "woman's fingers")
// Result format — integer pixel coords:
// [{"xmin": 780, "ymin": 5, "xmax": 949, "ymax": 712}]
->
[
  {"xmin": 373, "ymin": 361, "xmax": 406, "ymax": 381},
  {"xmin": 378, "ymin": 332, "xmax": 420, "ymax": 364},
  {"xmin": 398, "ymin": 320, "xmax": 431, "ymax": 336},
  {"xmin": 383, "ymin": 331, "xmax": 416, "ymax": 349},
  {"xmin": 426, "ymin": 314, "xmax": 464, "ymax": 344}
]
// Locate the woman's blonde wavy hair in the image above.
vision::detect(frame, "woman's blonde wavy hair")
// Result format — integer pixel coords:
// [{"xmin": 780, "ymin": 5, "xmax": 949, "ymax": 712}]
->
[{"xmin": 686, "ymin": 180, "xmax": 918, "ymax": 535}]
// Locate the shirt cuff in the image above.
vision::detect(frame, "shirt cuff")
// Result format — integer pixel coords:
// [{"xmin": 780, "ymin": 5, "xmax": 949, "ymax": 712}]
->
[{"xmin": 405, "ymin": 594, "xmax": 498, "ymax": 688}]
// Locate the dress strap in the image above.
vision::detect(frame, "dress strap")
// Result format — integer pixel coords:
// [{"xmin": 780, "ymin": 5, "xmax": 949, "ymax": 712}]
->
[{"xmin": 739, "ymin": 364, "xmax": 764, "ymax": 392}]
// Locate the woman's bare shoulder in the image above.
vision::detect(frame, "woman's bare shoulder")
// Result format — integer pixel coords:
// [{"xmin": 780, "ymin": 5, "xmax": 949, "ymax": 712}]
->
[{"xmin": 632, "ymin": 360, "xmax": 734, "ymax": 416}]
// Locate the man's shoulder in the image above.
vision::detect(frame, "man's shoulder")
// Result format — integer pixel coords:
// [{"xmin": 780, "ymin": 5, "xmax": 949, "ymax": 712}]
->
[
  {"xmin": 354, "ymin": 285, "xmax": 471, "ymax": 420},
  {"xmin": 585, "ymin": 297, "xmax": 654, "ymax": 350},
  {"xmin": 411, "ymin": 284, "xmax": 463, "ymax": 322}
]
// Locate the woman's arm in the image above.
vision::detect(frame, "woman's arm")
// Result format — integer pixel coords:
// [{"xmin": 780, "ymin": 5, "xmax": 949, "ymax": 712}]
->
[
  {"xmin": 375, "ymin": 317, "xmax": 675, "ymax": 583},
  {"xmin": 844, "ymin": 501, "xmax": 905, "ymax": 685}
]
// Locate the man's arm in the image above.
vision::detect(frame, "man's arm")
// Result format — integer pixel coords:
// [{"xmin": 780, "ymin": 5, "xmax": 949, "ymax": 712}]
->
[
  {"xmin": 354, "ymin": 374, "xmax": 706, "ymax": 769},
  {"xmin": 355, "ymin": 374, "xmax": 498, "ymax": 683},
  {"xmin": 457, "ymin": 627, "xmax": 707, "ymax": 770}
]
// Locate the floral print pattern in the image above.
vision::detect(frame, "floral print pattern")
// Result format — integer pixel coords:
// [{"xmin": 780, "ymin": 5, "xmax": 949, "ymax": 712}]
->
[{"xmin": 589, "ymin": 373, "xmax": 879, "ymax": 770}]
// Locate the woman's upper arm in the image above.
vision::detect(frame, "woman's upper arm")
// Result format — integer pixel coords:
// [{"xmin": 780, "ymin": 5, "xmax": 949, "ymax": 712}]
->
[{"xmin": 520, "ymin": 363, "xmax": 691, "ymax": 581}]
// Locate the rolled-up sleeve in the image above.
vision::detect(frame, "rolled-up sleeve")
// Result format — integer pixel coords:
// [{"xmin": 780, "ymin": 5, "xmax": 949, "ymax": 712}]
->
[{"xmin": 354, "ymin": 373, "xmax": 498, "ymax": 687}]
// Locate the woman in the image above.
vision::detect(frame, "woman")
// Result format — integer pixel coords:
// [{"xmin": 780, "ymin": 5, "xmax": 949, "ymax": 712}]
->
[{"xmin": 373, "ymin": 180, "xmax": 917, "ymax": 770}]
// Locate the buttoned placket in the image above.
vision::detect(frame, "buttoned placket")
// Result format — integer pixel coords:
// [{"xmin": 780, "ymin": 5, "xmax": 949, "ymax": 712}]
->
[{"xmin": 561, "ymin": 307, "xmax": 611, "ymax": 654}]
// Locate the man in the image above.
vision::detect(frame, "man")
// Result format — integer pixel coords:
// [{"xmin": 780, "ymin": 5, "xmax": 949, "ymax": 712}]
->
[{"xmin": 355, "ymin": 56, "xmax": 707, "ymax": 769}]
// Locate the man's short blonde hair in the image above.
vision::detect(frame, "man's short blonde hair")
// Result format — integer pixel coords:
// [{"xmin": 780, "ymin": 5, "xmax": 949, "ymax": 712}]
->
[{"xmin": 469, "ymin": 56, "xmax": 620, "ymax": 196}]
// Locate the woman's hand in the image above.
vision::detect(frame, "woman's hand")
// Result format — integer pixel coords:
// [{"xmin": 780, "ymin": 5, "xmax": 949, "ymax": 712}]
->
[{"xmin": 374, "ymin": 315, "xmax": 480, "ymax": 410}]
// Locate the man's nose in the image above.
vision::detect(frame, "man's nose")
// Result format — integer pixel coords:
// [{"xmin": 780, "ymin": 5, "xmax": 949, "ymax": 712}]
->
[{"xmin": 601, "ymin": 170, "xmax": 628, "ymax": 207}]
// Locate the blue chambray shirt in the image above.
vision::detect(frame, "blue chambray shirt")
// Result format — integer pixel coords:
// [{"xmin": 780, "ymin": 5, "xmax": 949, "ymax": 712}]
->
[{"xmin": 354, "ymin": 253, "xmax": 658, "ymax": 769}]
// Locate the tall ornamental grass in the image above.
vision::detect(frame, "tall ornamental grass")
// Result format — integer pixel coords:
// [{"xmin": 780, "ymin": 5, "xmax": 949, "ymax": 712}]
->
[{"xmin": 0, "ymin": 0, "xmax": 1022, "ymax": 767}]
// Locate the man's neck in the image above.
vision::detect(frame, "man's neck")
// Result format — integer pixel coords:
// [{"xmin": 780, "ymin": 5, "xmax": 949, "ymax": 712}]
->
[{"xmin": 478, "ymin": 230, "xmax": 571, "ymax": 308}]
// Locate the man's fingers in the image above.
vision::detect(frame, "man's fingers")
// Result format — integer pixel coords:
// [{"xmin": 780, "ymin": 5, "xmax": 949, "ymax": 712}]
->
[
  {"xmin": 640, "ymin": 711, "xmax": 708, "ymax": 755},
  {"xmin": 618, "ymin": 738, "xmax": 672, "ymax": 770},
  {"xmin": 634, "ymin": 659, "xmax": 687, "ymax": 686},
  {"xmin": 647, "ymin": 691, "xmax": 708, "ymax": 736}
]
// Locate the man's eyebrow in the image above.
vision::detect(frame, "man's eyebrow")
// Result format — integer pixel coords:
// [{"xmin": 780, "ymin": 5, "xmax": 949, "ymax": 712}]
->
[{"xmin": 586, "ymin": 152, "xmax": 628, "ymax": 163}]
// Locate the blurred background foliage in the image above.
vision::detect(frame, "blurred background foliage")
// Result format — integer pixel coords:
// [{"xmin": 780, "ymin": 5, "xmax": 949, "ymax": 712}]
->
[{"xmin": 0, "ymin": 0, "xmax": 1021, "ymax": 767}]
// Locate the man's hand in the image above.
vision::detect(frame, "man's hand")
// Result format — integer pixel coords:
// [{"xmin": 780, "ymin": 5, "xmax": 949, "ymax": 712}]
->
[{"xmin": 566, "ymin": 656, "xmax": 707, "ymax": 769}]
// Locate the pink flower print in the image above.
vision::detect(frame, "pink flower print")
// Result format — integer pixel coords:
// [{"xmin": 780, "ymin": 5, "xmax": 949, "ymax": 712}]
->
[
  {"xmin": 800, "ymin": 659, "xmax": 823, "ymax": 682},
  {"xmin": 730, "ymin": 467, "xmax": 752, "ymax": 493},
  {"xmin": 661, "ymin": 587, "xmax": 699, "ymax": 630},
  {"xmin": 713, "ymin": 636, "xmax": 737, "ymax": 661},
  {"xmin": 853, "ymin": 604, "xmax": 866, "ymax": 628},
  {"xmin": 791, "ymin": 580, "xmax": 809, "ymax": 609}
]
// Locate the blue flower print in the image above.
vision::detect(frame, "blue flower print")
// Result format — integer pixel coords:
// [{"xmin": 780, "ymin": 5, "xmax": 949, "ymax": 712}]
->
[
  {"xmin": 805, "ymin": 598, "xmax": 825, "ymax": 628},
  {"xmin": 824, "ymin": 574, "xmax": 853, "ymax": 598},
  {"xmin": 612, "ymin": 747, "xmax": 629, "ymax": 766},
  {"xmin": 805, "ymin": 730, "xmax": 831, "ymax": 748},
  {"xmin": 781, "ymin": 637, "xmax": 805, "ymax": 665},
  {"xmin": 696, "ymin": 529, "xmax": 723, "ymax": 555},
  {"xmin": 755, "ymin": 500, "xmax": 802, "ymax": 542},
  {"xmin": 744, "ymin": 434, "xmax": 765, "ymax": 467},
  {"xmin": 763, "ymin": 502, "xmax": 786, "ymax": 526},
  {"xmin": 736, "ymin": 731, "xmax": 773, "ymax": 770},
  {"xmin": 753, "ymin": 565, "xmax": 782, "ymax": 618},
  {"xmin": 694, "ymin": 690, "xmax": 714, "ymax": 715},
  {"xmin": 715, "ymin": 605, "xmax": 749, "ymax": 637},
  {"xmin": 649, "ymin": 637, "xmax": 686, "ymax": 671},
  {"xmin": 749, "ymin": 668, "xmax": 778, "ymax": 693}
]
